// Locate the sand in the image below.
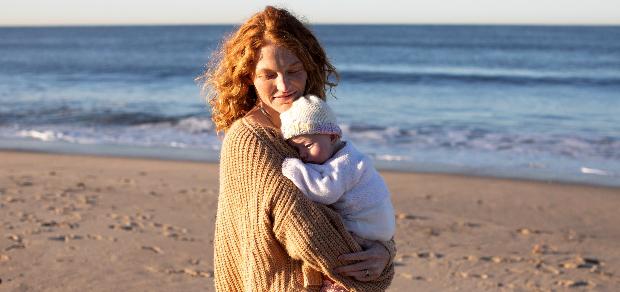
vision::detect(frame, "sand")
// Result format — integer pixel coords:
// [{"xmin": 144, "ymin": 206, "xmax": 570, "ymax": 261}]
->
[{"xmin": 1, "ymin": 150, "xmax": 619, "ymax": 291}]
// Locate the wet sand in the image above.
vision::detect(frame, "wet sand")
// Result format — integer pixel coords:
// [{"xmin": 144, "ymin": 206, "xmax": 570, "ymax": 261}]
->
[{"xmin": 1, "ymin": 151, "xmax": 619, "ymax": 291}]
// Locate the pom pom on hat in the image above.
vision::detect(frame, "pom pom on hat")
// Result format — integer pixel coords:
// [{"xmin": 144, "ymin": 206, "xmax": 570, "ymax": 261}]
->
[{"xmin": 280, "ymin": 95, "xmax": 342, "ymax": 140}]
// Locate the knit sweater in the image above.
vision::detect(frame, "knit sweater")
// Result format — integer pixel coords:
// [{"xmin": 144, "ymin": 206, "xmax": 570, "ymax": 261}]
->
[{"xmin": 214, "ymin": 118, "xmax": 395, "ymax": 291}]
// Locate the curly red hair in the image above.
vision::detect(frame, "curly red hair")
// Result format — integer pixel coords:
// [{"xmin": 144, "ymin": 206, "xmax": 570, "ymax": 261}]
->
[{"xmin": 200, "ymin": 6, "xmax": 338, "ymax": 133}]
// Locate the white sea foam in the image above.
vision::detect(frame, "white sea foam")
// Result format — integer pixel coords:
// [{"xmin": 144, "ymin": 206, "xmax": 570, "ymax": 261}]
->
[
  {"xmin": 18, "ymin": 130, "xmax": 57, "ymax": 141},
  {"xmin": 175, "ymin": 117, "xmax": 214, "ymax": 133},
  {"xmin": 374, "ymin": 154, "xmax": 408, "ymax": 162},
  {"xmin": 169, "ymin": 141, "xmax": 188, "ymax": 148},
  {"xmin": 17, "ymin": 129, "xmax": 98, "ymax": 144},
  {"xmin": 580, "ymin": 167, "xmax": 611, "ymax": 176}
]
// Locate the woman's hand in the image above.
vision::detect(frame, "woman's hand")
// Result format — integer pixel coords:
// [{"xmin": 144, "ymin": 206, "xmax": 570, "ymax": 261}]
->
[{"xmin": 334, "ymin": 234, "xmax": 390, "ymax": 282}]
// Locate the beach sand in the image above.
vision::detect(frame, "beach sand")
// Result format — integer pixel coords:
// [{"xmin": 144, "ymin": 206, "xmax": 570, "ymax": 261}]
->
[{"xmin": 1, "ymin": 150, "xmax": 619, "ymax": 291}]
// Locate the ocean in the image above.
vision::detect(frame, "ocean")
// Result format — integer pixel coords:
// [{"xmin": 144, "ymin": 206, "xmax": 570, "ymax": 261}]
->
[{"xmin": 0, "ymin": 25, "xmax": 619, "ymax": 187}]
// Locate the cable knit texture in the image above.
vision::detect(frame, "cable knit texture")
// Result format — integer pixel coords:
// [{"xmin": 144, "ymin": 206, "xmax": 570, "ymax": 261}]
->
[
  {"xmin": 281, "ymin": 142, "xmax": 396, "ymax": 241},
  {"xmin": 279, "ymin": 95, "xmax": 342, "ymax": 140},
  {"xmin": 214, "ymin": 118, "xmax": 395, "ymax": 291}
]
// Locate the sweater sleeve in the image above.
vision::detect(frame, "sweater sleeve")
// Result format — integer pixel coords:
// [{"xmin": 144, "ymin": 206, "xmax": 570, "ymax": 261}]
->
[
  {"xmin": 281, "ymin": 157, "xmax": 347, "ymax": 205},
  {"xmin": 264, "ymin": 157, "xmax": 394, "ymax": 290},
  {"xmin": 272, "ymin": 182, "xmax": 394, "ymax": 291}
]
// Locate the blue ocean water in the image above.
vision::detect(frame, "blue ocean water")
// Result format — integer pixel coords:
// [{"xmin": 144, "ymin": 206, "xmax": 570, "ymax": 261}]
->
[{"xmin": 0, "ymin": 25, "xmax": 619, "ymax": 187}]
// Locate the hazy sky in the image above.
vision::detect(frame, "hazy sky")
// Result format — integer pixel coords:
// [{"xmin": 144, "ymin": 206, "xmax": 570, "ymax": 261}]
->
[{"xmin": 2, "ymin": 0, "xmax": 619, "ymax": 26}]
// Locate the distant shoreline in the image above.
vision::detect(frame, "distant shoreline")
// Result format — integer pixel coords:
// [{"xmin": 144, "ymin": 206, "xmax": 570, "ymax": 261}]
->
[
  {"xmin": 1, "ymin": 145, "xmax": 618, "ymax": 189},
  {"xmin": 1, "ymin": 24, "xmax": 620, "ymax": 28}
]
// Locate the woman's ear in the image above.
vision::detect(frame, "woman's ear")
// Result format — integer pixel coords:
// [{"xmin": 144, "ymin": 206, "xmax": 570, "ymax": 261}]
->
[{"xmin": 330, "ymin": 134, "xmax": 339, "ymax": 143}]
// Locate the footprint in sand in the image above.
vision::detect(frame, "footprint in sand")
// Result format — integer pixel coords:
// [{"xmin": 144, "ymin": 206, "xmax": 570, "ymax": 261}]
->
[
  {"xmin": 564, "ymin": 229, "xmax": 592, "ymax": 242},
  {"xmin": 516, "ymin": 227, "xmax": 550, "ymax": 235},
  {"xmin": 165, "ymin": 268, "xmax": 213, "ymax": 278},
  {"xmin": 41, "ymin": 220, "xmax": 80, "ymax": 229},
  {"xmin": 107, "ymin": 212, "xmax": 197, "ymax": 241},
  {"xmin": 84, "ymin": 234, "xmax": 116, "ymax": 241},
  {"xmin": 188, "ymin": 258, "xmax": 201, "ymax": 265},
  {"xmin": 399, "ymin": 273, "xmax": 429, "ymax": 281},
  {"xmin": 48, "ymin": 234, "xmax": 83, "ymax": 242},
  {"xmin": 4, "ymin": 196, "xmax": 25, "ymax": 203},
  {"xmin": 12, "ymin": 175, "xmax": 34, "ymax": 187},
  {"xmin": 424, "ymin": 227, "xmax": 441, "ymax": 237},
  {"xmin": 107, "ymin": 213, "xmax": 146, "ymax": 232},
  {"xmin": 555, "ymin": 279, "xmax": 591, "ymax": 288},
  {"xmin": 121, "ymin": 178, "xmax": 136, "ymax": 185},
  {"xmin": 450, "ymin": 221, "xmax": 481, "ymax": 230},
  {"xmin": 4, "ymin": 243, "xmax": 25, "ymax": 251},
  {"xmin": 416, "ymin": 251, "xmax": 443, "ymax": 259},
  {"xmin": 395, "ymin": 213, "xmax": 427, "ymax": 220},
  {"xmin": 77, "ymin": 194, "xmax": 98, "ymax": 206},
  {"xmin": 151, "ymin": 222, "xmax": 195, "ymax": 241},
  {"xmin": 7, "ymin": 234, "xmax": 22, "ymax": 242},
  {"xmin": 141, "ymin": 245, "xmax": 164, "ymax": 254},
  {"xmin": 4, "ymin": 234, "xmax": 26, "ymax": 251},
  {"xmin": 560, "ymin": 256, "xmax": 602, "ymax": 270},
  {"xmin": 534, "ymin": 261, "xmax": 561, "ymax": 275},
  {"xmin": 455, "ymin": 221, "xmax": 481, "ymax": 228},
  {"xmin": 531, "ymin": 243, "xmax": 560, "ymax": 255},
  {"xmin": 394, "ymin": 254, "xmax": 414, "ymax": 266},
  {"xmin": 479, "ymin": 256, "xmax": 504, "ymax": 263},
  {"xmin": 459, "ymin": 272, "xmax": 490, "ymax": 279}
]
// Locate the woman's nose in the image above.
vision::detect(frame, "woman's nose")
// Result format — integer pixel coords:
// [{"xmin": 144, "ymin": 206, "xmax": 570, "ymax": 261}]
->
[{"xmin": 276, "ymin": 74, "xmax": 290, "ymax": 93}]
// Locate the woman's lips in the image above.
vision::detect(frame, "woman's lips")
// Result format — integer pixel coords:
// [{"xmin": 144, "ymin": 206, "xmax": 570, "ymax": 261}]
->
[{"xmin": 274, "ymin": 92, "xmax": 297, "ymax": 103}]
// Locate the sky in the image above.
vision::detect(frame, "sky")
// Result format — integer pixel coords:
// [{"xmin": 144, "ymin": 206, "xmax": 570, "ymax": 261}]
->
[{"xmin": 2, "ymin": 0, "xmax": 619, "ymax": 26}]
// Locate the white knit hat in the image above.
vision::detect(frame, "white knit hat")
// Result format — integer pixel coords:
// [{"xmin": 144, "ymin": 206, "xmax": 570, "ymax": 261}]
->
[{"xmin": 280, "ymin": 95, "xmax": 342, "ymax": 140}]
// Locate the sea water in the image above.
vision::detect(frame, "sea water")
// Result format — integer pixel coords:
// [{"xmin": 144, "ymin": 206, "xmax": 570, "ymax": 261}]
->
[{"xmin": 0, "ymin": 25, "xmax": 619, "ymax": 186}]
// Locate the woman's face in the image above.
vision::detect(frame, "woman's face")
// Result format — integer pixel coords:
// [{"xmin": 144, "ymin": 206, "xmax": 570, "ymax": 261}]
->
[{"xmin": 253, "ymin": 44, "xmax": 307, "ymax": 114}]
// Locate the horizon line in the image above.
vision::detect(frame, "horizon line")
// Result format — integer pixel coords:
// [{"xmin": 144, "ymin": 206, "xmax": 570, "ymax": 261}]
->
[{"xmin": 1, "ymin": 22, "xmax": 619, "ymax": 28}]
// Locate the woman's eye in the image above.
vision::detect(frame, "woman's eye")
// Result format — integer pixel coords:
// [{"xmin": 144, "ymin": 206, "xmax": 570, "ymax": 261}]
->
[
  {"xmin": 305, "ymin": 143, "xmax": 313, "ymax": 148},
  {"xmin": 259, "ymin": 73, "xmax": 276, "ymax": 79}
]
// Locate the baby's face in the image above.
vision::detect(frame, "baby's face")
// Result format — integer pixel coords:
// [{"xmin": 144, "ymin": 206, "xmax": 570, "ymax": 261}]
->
[{"xmin": 288, "ymin": 134, "xmax": 338, "ymax": 164}]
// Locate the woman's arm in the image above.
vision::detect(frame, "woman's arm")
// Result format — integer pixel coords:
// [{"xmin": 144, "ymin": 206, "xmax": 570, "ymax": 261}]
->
[{"xmin": 271, "ymin": 180, "xmax": 394, "ymax": 290}]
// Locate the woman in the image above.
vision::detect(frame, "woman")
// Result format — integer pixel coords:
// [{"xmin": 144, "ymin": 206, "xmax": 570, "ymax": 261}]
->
[{"xmin": 202, "ymin": 6, "xmax": 395, "ymax": 291}]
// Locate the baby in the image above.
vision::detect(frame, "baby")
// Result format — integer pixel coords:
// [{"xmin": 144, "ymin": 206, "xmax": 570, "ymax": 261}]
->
[{"xmin": 281, "ymin": 95, "xmax": 396, "ymax": 242}]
